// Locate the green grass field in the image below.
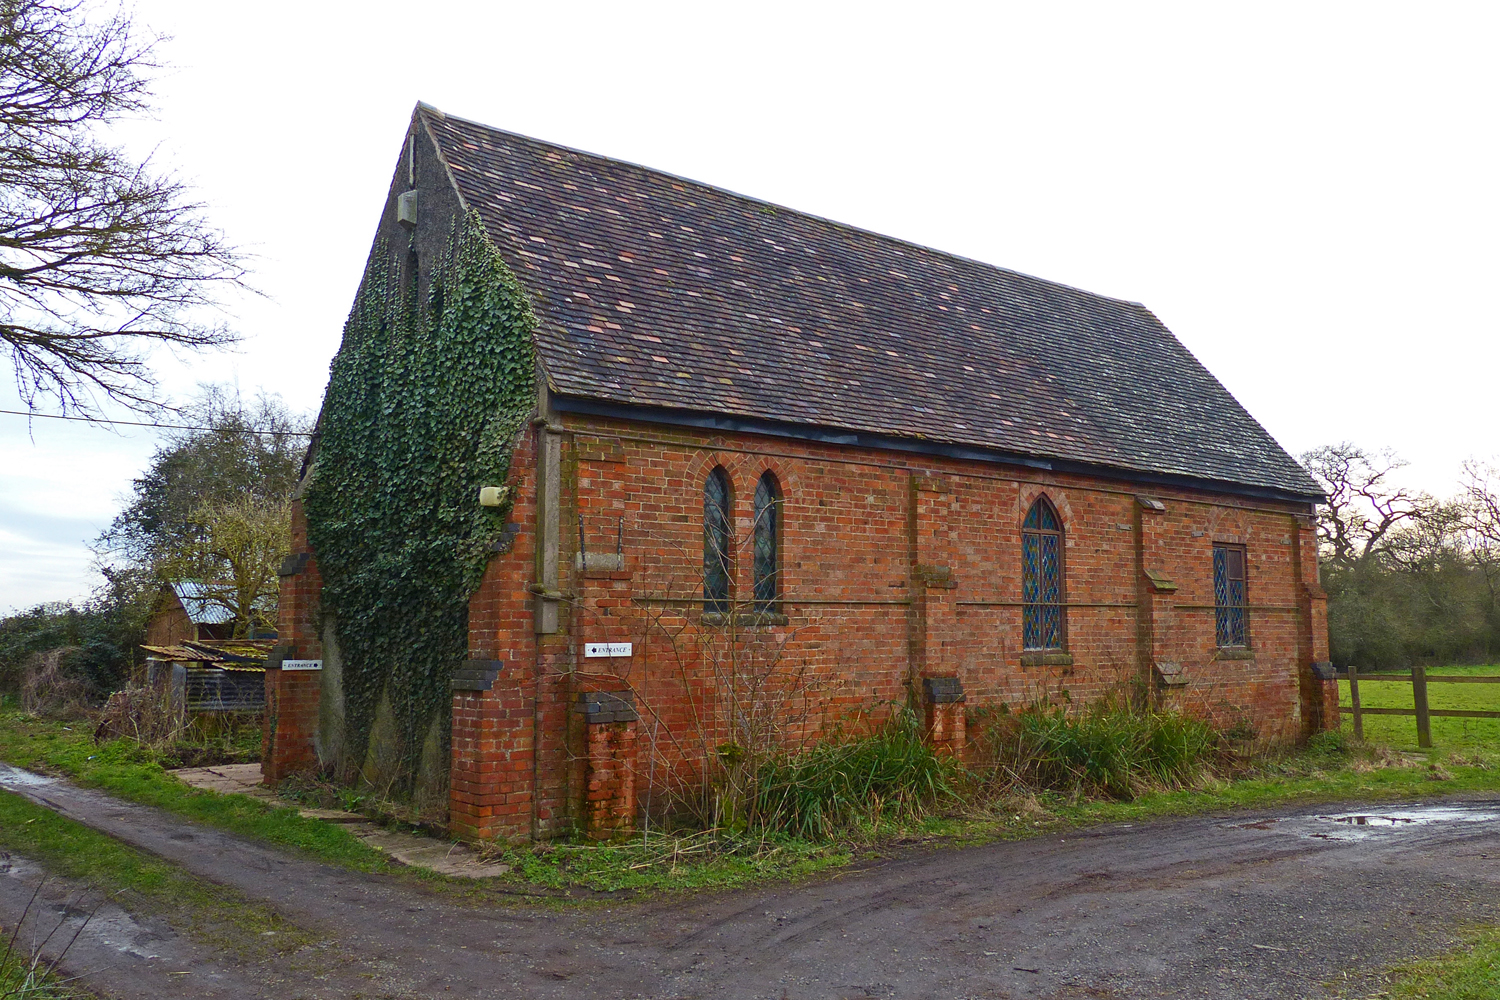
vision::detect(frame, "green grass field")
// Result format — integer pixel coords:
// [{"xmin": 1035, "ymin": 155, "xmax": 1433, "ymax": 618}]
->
[
  {"xmin": 1333, "ymin": 664, "xmax": 1500, "ymax": 997},
  {"xmin": 1338, "ymin": 664, "xmax": 1500, "ymax": 753}
]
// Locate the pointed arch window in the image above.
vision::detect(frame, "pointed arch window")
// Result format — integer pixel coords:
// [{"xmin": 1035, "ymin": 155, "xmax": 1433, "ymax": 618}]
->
[
  {"xmin": 753, "ymin": 472, "xmax": 782, "ymax": 613},
  {"xmin": 704, "ymin": 466, "xmax": 732, "ymax": 614},
  {"xmin": 1022, "ymin": 497, "xmax": 1065, "ymax": 650}
]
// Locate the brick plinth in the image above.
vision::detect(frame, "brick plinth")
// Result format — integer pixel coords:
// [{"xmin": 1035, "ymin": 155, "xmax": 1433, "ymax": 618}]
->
[
  {"xmin": 263, "ymin": 666, "xmax": 321, "ymax": 782},
  {"xmin": 449, "ymin": 659, "xmax": 536, "ymax": 843},
  {"xmin": 1319, "ymin": 677, "xmax": 1341, "ymax": 729},
  {"xmin": 925, "ymin": 702, "xmax": 966, "ymax": 756},
  {"xmin": 922, "ymin": 676, "xmax": 967, "ymax": 756},
  {"xmin": 583, "ymin": 718, "xmax": 638, "ymax": 839}
]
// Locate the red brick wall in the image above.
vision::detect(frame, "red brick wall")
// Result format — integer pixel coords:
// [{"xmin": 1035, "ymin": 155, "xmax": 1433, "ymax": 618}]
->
[
  {"xmin": 263, "ymin": 499, "xmax": 323, "ymax": 784},
  {"xmin": 452, "ymin": 425, "xmax": 561, "ymax": 841},
  {"xmin": 453, "ymin": 413, "xmax": 1332, "ymax": 839}
]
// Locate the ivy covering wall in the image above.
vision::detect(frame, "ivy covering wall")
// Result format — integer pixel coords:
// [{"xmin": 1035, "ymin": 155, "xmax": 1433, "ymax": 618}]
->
[{"xmin": 304, "ymin": 212, "xmax": 536, "ymax": 794}]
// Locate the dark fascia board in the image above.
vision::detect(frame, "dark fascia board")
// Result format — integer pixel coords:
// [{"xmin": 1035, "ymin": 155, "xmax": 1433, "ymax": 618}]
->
[{"xmin": 550, "ymin": 394, "xmax": 1324, "ymax": 508}]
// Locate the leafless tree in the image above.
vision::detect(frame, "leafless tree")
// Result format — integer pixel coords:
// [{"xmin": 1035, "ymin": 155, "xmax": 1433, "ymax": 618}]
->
[
  {"xmin": 1301, "ymin": 442, "xmax": 1433, "ymax": 570},
  {"xmin": 1, "ymin": 0, "xmax": 246, "ymax": 413},
  {"xmin": 1459, "ymin": 459, "xmax": 1500, "ymax": 603}
]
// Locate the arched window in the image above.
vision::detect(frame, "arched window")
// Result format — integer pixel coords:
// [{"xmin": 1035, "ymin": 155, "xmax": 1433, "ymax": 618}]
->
[
  {"xmin": 703, "ymin": 467, "xmax": 732, "ymax": 613},
  {"xmin": 753, "ymin": 472, "xmax": 781, "ymax": 612},
  {"xmin": 1022, "ymin": 497, "xmax": 1064, "ymax": 650}
]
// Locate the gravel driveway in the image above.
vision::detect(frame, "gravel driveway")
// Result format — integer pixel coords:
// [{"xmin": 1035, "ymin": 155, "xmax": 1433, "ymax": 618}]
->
[{"xmin": 2, "ymin": 765, "xmax": 1497, "ymax": 999}]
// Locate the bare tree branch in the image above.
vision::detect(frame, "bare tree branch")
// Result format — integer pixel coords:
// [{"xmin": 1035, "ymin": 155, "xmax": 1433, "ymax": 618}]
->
[
  {"xmin": 1301, "ymin": 442, "xmax": 1433, "ymax": 570},
  {"xmin": 0, "ymin": 0, "xmax": 247, "ymax": 414}
]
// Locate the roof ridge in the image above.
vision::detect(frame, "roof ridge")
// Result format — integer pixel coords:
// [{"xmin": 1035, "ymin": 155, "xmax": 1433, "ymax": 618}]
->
[{"xmin": 416, "ymin": 103, "xmax": 1147, "ymax": 312}]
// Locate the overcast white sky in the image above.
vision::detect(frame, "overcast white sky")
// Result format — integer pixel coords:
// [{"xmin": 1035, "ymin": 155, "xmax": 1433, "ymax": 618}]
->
[{"xmin": 3, "ymin": 1, "xmax": 1497, "ymax": 613}]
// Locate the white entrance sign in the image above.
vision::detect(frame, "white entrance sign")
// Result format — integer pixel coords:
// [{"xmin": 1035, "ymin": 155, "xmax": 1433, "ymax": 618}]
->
[
  {"xmin": 584, "ymin": 643, "xmax": 633, "ymax": 658},
  {"xmin": 281, "ymin": 659, "xmax": 323, "ymax": 671}
]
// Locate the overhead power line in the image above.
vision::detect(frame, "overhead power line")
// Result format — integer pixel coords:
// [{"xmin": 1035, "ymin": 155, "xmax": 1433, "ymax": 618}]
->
[{"xmin": 0, "ymin": 408, "xmax": 316, "ymax": 436}]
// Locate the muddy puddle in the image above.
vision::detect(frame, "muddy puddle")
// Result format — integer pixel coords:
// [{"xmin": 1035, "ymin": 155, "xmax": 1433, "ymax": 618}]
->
[
  {"xmin": 0, "ymin": 763, "xmax": 57, "ymax": 788},
  {"xmin": 1227, "ymin": 804, "xmax": 1500, "ymax": 841}
]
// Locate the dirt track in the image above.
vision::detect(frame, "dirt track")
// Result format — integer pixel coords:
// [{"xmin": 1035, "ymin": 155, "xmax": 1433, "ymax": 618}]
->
[{"xmin": 3, "ymin": 766, "xmax": 1498, "ymax": 999}]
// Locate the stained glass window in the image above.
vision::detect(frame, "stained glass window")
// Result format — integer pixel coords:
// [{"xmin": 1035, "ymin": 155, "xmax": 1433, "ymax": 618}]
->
[
  {"xmin": 704, "ymin": 467, "xmax": 732, "ymax": 613},
  {"xmin": 753, "ymin": 472, "xmax": 781, "ymax": 613},
  {"xmin": 1214, "ymin": 545, "xmax": 1248, "ymax": 647},
  {"xmin": 1022, "ymin": 497, "xmax": 1064, "ymax": 650}
]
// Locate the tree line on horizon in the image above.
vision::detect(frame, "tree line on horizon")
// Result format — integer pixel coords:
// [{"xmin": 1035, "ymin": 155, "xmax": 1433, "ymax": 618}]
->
[{"xmin": 1305, "ymin": 443, "xmax": 1500, "ymax": 669}]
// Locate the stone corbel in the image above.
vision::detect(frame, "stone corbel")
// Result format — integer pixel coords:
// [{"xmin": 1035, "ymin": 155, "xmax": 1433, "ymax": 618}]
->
[
  {"xmin": 1143, "ymin": 568, "xmax": 1178, "ymax": 594},
  {"xmin": 1153, "ymin": 660, "xmax": 1189, "ymax": 687},
  {"xmin": 277, "ymin": 552, "xmax": 310, "ymax": 578}
]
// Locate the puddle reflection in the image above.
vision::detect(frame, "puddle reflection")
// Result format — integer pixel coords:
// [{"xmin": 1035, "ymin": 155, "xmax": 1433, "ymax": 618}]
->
[{"xmin": 1227, "ymin": 804, "xmax": 1500, "ymax": 841}]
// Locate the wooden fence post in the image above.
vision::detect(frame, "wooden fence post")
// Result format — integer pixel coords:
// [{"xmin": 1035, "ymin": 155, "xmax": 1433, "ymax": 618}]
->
[
  {"xmin": 1348, "ymin": 664, "xmax": 1363, "ymax": 741},
  {"xmin": 1412, "ymin": 666, "xmax": 1432, "ymax": 749}
]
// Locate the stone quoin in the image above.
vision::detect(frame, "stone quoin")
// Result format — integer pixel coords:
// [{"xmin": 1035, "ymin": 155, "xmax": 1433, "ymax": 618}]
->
[{"xmin": 267, "ymin": 103, "xmax": 1334, "ymax": 842}]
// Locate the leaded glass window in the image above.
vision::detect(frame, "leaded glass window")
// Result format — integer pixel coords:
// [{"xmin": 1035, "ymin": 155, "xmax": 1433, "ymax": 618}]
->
[
  {"xmin": 753, "ymin": 472, "xmax": 781, "ymax": 612},
  {"xmin": 1022, "ymin": 498, "xmax": 1064, "ymax": 650},
  {"xmin": 704, "ymin": 467, "xmax": 732, "ymax": 613},
  {"xmin": 1214, "ymin": 544, "xmax": 1248, "ymax": 647}
]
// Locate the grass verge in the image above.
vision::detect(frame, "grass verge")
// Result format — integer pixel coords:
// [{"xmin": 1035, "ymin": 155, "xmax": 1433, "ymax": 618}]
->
[
  {"xmin": 0, "ymin": 701, "xmax": 392, "ymax": 875},
  {"xmin": 481, "ymin": 830, "xmax": 852, "ymax": 894},
  {"xmin": 4, "ymin": 697, "xmax": 1500, "ymax": 897},
  {"xmin": 1040, "ymin": 736, "xmax": 1500, "ymax": 830},
  {"xmin": 0, "ymin": 789, "xmax": 316, "ymax": 960},
  {"xmin": 1368, "ymin": 924, "xmax": 1500, "ymax": 999},
  {"xmin": 469, "ymin": 727, "xmax": 1500, "ymax": 894}
]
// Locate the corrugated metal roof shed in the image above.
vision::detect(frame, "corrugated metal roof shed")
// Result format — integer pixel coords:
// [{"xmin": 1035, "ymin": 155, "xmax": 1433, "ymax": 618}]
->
[{"xmin": 171, "ymin": 582, "xmax": 236, "ymax": 625}]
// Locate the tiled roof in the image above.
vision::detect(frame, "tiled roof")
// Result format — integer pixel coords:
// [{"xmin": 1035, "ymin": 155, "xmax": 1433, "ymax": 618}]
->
[{"xmin": 419, "ymin": 107, "xmax": 1321, "ymax": 500}]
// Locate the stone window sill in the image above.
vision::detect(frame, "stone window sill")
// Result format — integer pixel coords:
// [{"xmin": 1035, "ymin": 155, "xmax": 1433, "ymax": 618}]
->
[
  {"xmin": 1215, "ymin": 648, "xmax": 1255, "ymax": 661},
  {"xmin": 1021, "ymin": 651, "xmax": 1073, "ymax": 667}
]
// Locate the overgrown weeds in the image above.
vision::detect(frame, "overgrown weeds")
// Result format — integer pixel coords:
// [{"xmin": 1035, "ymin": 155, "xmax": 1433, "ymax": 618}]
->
[
  {"xmin": 17, "ymin": 651, "xmax": 90, "ymax": 722},
  {"xmin": 92, "ymin": 684, "xmax": 189, "ymax": 747},
  {"xmin": 975, "ymin": 697, "xmax": 1223, "ymax": 801},
  {"xmin": 90, "ymin": 685, "xmax": 260, "ymax": 769},
  {"xmin": 750, "ymin": 707, "xmax": 963, "ymax": 839}
]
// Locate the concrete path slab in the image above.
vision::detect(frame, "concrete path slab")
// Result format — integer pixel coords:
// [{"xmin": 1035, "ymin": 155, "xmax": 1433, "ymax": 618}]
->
[
  {"xmin": 170, "ymin": 762, "xmax": 275, "ymax": 799},
  {"xmin": 294, "ymin": 807, "xmax": 367, "ymax": 823},
  {"xmin": 168, "ymin": 762, "xmax": 508, "ymax": 878},
  {"xmin": 350, "ymin": 826, "xmax": 510, "ymax": 878}
]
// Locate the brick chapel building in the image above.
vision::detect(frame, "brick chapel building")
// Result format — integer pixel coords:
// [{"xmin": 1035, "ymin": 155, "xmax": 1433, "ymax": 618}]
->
[{"xmin": 266, "ymin": 103, "xmax": 1336, "ymax": 842}]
